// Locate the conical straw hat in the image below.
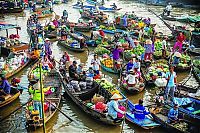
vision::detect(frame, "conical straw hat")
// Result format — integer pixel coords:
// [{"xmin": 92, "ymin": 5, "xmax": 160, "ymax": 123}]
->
[{"xmin": 110, "ymin": 93, "xmax": 122, "ymax": 100}]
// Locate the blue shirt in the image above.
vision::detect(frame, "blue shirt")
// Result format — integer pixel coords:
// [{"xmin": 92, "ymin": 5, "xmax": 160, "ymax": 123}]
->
[
  {"xmin": 0, "ymin": 79, "xmax": 11, "ymax": 94},
  {"xmin": 168, "ymin": 108, "xmax": 178, "ymax": 119},
  {"xmin": 133, "ymin": 104, "xmax": 149, "ymax": 119},
  {"xmin": 165, "ymin": 72, "xmax": 176, "ymax": 87},
  {"xmin": 126, "ymin": 62, "xmax": 134, "ymax": 72},
  {"xmin": 173, "ymin": 56, "xmax": 180, "ymax": 65}
]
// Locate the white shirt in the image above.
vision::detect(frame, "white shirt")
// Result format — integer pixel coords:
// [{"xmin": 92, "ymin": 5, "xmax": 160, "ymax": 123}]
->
[
  {"xmin": 92, "ymin": 31, "xmax": 100, "ymax": 38},
  {"xmin": 91, "ymin": 59, "xmax": 100, "ymax": 70},
  {"xmin": 166, "ymin": 5, "xmax": 172, "ymax": 11},
  {"xmin": 124, "ymin": 74, "xmax": 137, "ymax": 84},
  {"xmin": 162, "ymin": 40, "xmax": 167, "ymax": 49}
]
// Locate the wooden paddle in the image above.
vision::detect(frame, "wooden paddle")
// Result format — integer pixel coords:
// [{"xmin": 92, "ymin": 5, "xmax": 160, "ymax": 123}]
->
[{"xmin": 45, "ymin": 98, "xmax": 74, "ymax": 122}]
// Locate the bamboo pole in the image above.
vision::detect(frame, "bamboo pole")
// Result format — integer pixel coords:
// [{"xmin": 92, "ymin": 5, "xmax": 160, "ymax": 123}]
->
[{"xmin": 39, "ymin": 60, "xmax": 46, "ymax": 133}]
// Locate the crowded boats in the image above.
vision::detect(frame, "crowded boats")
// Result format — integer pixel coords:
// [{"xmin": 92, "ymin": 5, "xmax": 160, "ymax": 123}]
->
[{"xmin": 0, "ymin": 0, "xmax": 200, "ymax": 132}]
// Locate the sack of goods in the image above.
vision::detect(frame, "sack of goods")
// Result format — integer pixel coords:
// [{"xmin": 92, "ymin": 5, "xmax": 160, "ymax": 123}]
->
[
  {"xmin": 79, "ymin": 81, "xmax": 87, "ymax": 90},
  {"xmin": 70, "ymin": 80, "xmax": 81, "ymax": 92},
  {"xmin": 86, "ymin": 77, "xmax": 93, "ymax": 88},
  {"xmin": 92, "ymin": 94, "xmax": 105, "ymax": 104}
]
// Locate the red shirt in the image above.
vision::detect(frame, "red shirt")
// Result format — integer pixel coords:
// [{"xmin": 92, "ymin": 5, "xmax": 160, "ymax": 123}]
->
[
  {"xmin": 176, "ymin": 35, "xmax": 186, "ymax": 43},
  {"xmin": 99, "ymin": 30, "xmax": 105, "ymax": 37},
  {"xmin": 65, "ymin": 54, "xmax": 70, "ymax": 61}
]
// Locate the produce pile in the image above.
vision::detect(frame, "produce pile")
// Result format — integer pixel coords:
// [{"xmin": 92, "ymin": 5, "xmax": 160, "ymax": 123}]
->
[
  {"xmin": 174, "ymin": 122, "xmax": 188, "ymax": 132},
  {"xmin": 31, "ymin": 67, "xmax": 49, "ymax": 79},
  {"xmin": 0, "ymin": 55, "xmax": 27, "ymax": 76},
  {"xmin": 173, "ymin": 54, "xmax": 191, "ymax": 67},
  {"xmin": 124, "ymin": 45, "xmax": 145, "ymax": 60},
  {"xmin": 193, "ymin": 58, "xmax": 200, "ymax": 78},
  {"xmin": 94, "ymin": 46, "xmax": 110, "ymax": 55},
  {"xmin": 95, "ymin": 78, "xmax": 121, "ymax": 95},
  {"xmin": 145, "ymin": 61, "xmax": 169, "ymax": 81},
  {"xmin": 99, "ymin": 25, "xmax": 115, "ymax": 31},
  {"xmin": 193, "ymin": 59, "xmax": 200, "ymax": 68},
  {"xmin": 101, "ymin": 58, "xmax": 113, "ymax": 68},
  {"xmin": 153, "ymin": 40, "xmax": 170, "ymax": 58}
]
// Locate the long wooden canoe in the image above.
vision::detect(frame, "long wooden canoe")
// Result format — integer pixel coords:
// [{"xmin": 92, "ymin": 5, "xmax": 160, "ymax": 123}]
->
[
  {"xmin": 0, "ymin": 7, "xmax": 24, "ymax": 13},
  {"xmin": 0, "ymin": 87, "xmax": 20, "ymax": 108},
  {"xmin": 149, "ymin": 106, "xmax": 200, "ymax": 133},
  {"xmin": 61, "ymin": 74, "xmax": 124, "ymax": 125},
  {"xmin": 26, "ymin": 70, "xmax": 63, "ymax": 128},
  {"xmin": 57, "ymin": 40, "xmax": 86, "ymax": 52}
]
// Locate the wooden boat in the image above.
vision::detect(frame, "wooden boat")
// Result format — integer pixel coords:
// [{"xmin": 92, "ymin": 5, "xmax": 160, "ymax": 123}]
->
[
  {"xmin": 126, "ymin": 100, "xmax": 160, "ymax": 129},
  {"xmin": 26, "ymin": 70, "xmax": 63, "ymax": 128},
  {"xmin": 66, "ymin": 22, "xmax": 95, "ymax": 32},
  {"xmin": 0, "ymin": 7, "xmax": 24, "ymax": 13},
  {"xmin": 189, "ymin": 31, "xmax": 200, "ymax": 56},
  {"xmin": 86, "ymin": 0, "xmax": 103, "ymax": 5},
  {"xmin": 61, "ymin": 76, "xmax": 124, "ymax": 125},
  {"xmin": 73, "ymin": 3, "xmax": 121, "ymax": 12},
  {"xmin": 34, "ymin": 9, "xmax": 53, "ymax": 19},
  {"xmin": 166, "ymin": 95, "xmax": 200, "ymax": 123},
  {"xmin": 57, "ymin": 40, "xmax": 86, "ymax": 52},
  {"xmin": 100, "ymin": 59, "xmax": 119, "ymax": 74},
  {"xmin": 44, "ymin": 30, "xmax": 57, "ymax": 39},
  {"xmin": 68, "ymin": 32, "xmax": 90, "ymax": 42},
  {"xmin": 1, "ymin": 54, "xmax": 30, "ymax": 81},
  {"xmin": 0, "ymin": 87, "xmax": 20, "ymax": 108},
  {"xmin": 149, "ymin": 106, "xmax": 200, "ymax": 133}
]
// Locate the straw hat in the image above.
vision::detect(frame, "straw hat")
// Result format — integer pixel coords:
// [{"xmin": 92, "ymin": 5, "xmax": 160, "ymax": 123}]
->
[
  {"xmin": 88, "ymin": 20, "xmax": 93, "ymax": 23},
  {"xmin": 174, "ymin": 52, "xmax": 182, "ymax": 58},
  {"xmin": 45, "ymin": 38, "xmax": 50, "ymax": 41},
  {"xmin": 110, "ymin": 93, "xmax": 122, "ymax": 100},
  {"xmin": 145, "ymin": 39, "xmax": 152, "ymax": 44}
]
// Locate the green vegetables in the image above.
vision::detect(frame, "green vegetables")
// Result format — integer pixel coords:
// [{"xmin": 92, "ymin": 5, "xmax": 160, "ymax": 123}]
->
[
  {"xmin": 94, "ymin": 46, "xmax": 110, "ymax": 55},
  {"xmin": 174, "ymin": 122, "xmax": 188, "ymax": 132},
  {"xmin": 124, "ymin": 45, "xmax": 145, "ymax": 59},
  {"xmin": 193, "ymin": 59, "xmax": 200, "ymax": 68}
]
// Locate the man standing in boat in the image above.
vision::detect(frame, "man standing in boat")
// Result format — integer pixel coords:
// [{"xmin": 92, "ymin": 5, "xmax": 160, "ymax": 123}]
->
[
  {"xmin": 163, "ymin": 3, "xmax": 172, "ymax": 16},
  {"xmin": 165, "ymin": 66, "xmax": 177, "ymax": 102},
  {"xmin": 91, "ymin": 54, "xmax": 100, "ymax": 75}
]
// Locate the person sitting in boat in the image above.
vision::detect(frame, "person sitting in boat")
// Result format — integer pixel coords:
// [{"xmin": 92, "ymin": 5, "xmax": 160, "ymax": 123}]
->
[
  {"xmin": 124, "ymin": 70, "xmax": 138, "ymax": 87},
  {"xmin": 172, "ymin": 52, "xmax": 181, "ymax": 66},
  {"xmin": 107, "ymin": 93, "xmax": 126, "ymax": 121},
  {"xmin": 61, "ymin": 28, "xmax": 67, "ymax": 40},
  {"xmin": 42, "ymin": 56, "xmax": 52, "ymax": 70},
  {"xmin": 80, "ymin": 38, "xmax": 86, "ymax": 49},
  {"xmin": 31, "ymin": 48, "xmax": 40, "ymax": 59},
  {"xmin": 132, "ymin": 99, "xmax": 150, "ymax": 120},
  {"xmin": 0, "ymin": 75, "xmax": 11, "ymax": 100},
  {"xmin": 44, "ymin": 38, "xmax": 52, "ymax": 59},
  {"xmin": 91, "ymin": 54, "xmax": 100, "ymax": 75},
  {"xmin": 110, "ymin": 3, "xmax": 117, "ymax": 10},
  {"xmin": 69, "ymin": 61, "xmax": 79, "ymax": 80},
  {"xmin": 167, "ymin": 104, "xmax": 179, "ymax": 123},
  {"xmin": 29, "ymin": 83, "xmax": 44, "ymax": 119},
  {"xmin": 173, "ymin": 32, "xmax": 186, "ymax": 53},
  {"xmin": 144, "ymin": 39, "xmax": 153, "ymax": 61},
  {"xmin": 86, "ymin": 67, "xmax": 95, "ymax": 78},
  {"xmin": 77, "ymin": 63, "xmax": 84, "ymax": 75},
  {"xmin": 133, "ymin": 58, "xmax": 141, "ymax": 72},
  {"xmin": 126, "ymin": 59, "xmax": 134, "ymax": 72}
]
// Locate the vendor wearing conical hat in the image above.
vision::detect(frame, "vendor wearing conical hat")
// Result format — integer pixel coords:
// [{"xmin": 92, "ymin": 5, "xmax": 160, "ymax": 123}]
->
[
  {"xmin": 144, "ymin": 39, "xmax": 153, "ymax": 61},
  {"xmin": 107, "ymin": 93, "xmax": 126, "ymax": 120},
  {"xmin": 172, "ymin": 52, "xmax": 181, "ymax": 65}
]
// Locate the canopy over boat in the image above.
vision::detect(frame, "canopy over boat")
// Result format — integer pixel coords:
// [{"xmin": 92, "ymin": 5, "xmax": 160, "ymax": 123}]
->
[
  {"xmin": 0, "ymin": 22, "xmax": 21, "ymax": 31},
  {"xmin": 176, "ymin": 16, "xmax": 200, "ymax": 23}
]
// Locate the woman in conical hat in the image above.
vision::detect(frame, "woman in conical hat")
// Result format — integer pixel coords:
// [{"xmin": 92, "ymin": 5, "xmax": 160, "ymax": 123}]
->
[{"xmin": 107, "ymin": 93, "xmax": 126, "ymax": 120}]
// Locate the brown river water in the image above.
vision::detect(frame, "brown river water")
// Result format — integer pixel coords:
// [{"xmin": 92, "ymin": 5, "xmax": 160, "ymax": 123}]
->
[{"xmin": 0, "ymin": 0, "xmax": 198, "ymax": 132}]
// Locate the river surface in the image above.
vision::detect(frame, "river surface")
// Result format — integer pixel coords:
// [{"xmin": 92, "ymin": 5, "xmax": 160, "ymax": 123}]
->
[{"xmin": 0, "ymin": 0, "xmax": 198, "ymax": 132}]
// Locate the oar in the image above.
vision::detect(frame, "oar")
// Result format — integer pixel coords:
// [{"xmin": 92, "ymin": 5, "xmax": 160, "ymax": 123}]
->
[
  {"xmin": 0, "ymin": 100, "xmax": 32, "ymax": 122},
  {"xmin": 45, "ymin": 99, "xmax": 74, "ymax": 122}
]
